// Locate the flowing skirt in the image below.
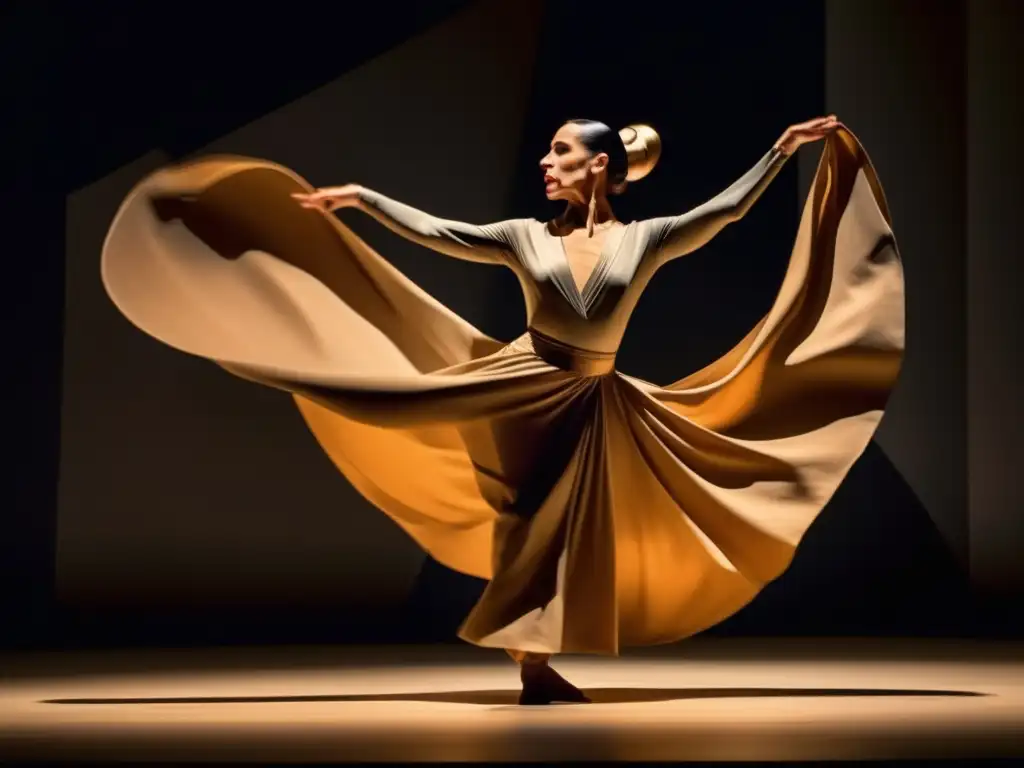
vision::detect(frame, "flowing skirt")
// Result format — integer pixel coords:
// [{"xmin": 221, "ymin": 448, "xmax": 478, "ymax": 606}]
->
[{"xmin": 100, "ymin": 129, "xmax": 905, "ymax": 655}]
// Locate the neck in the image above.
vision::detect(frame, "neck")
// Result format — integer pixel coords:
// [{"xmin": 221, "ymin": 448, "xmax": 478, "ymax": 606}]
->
[{"xmin": 558, "ymin": 195, "xmax": 616, "ymax": 230}]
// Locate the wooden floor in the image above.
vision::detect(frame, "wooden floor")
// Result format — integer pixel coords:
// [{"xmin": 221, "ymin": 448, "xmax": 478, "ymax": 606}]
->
[{"xmin": 1, "ymin": 638, "xmax": 1021, "ymax": 764}]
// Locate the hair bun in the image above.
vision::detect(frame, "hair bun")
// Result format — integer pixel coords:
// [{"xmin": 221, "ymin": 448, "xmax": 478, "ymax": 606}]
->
[{"xmin": 618, "ymin": 124, "xmax": 662, "ymax": 182}]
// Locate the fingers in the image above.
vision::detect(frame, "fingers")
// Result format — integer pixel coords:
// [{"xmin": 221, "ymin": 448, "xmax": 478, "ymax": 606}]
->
[
  {"xmin": 293, "ymin": 197, "xmax": 326, "ymax": 208},
  {"xmin": 800, "ymin": 114, "xmax": 838, "ymax": 131},
  {"xmin": 795, "ymin": 115, "xmax": 841, "ymax": 140},
  {"xmin": 291, "ymin": 191, "xmax": 332, "ymax": 201},
  {"xmin": 818, "ymin": 117, "xmax": 841, "ymax": 137},
  {"xmin": 291, "ymin": 191, "xmax": 333, "ymax": 212}
]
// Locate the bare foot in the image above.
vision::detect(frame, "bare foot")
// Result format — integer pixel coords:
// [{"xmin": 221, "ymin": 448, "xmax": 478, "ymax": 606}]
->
[{"xmin": 519, "ymin": 661, "xmax": 591, "ymax": 705}]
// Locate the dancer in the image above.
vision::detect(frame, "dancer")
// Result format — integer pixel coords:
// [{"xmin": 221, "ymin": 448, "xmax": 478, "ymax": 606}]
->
[{"xmin": 101, "ymin": 116, "xmax": 904, "ymax": 705}]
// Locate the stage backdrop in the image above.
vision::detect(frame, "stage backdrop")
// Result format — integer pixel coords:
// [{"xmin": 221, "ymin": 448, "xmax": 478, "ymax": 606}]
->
[{"xmin": 55, "ymin": 0, "xmax": 980, "ymax": 642}]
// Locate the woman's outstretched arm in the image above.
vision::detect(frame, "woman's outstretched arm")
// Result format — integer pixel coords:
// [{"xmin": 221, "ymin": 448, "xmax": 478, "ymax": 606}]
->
[
  {"xmin": 645, "ymin": 116, "xmax": 840, "ymax": 267},
  {"xmin": 646, "ymin": 147, "xmax": 789, "ymax": 265},
  {"xmin": 293, "ymin": 184, "xmax": 518, "ymax": 265}
]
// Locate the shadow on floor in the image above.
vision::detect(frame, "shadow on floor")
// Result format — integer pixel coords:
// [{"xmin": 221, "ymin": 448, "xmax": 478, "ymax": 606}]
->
[{"xmin": 45, "ymin": 686, "xmax": 986, "ymax": 707}]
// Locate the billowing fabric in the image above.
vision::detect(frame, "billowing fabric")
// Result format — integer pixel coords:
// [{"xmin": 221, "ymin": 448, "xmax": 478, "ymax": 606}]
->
[{"xmin": 101, "ymin": 128, "xmax": 904, "ymax": 655}]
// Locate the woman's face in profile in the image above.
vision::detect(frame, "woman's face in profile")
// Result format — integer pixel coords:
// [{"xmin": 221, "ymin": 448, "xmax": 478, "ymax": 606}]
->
[{"xmin": 539, "ymin": 123, "xmax": 605, "ymax": 203}]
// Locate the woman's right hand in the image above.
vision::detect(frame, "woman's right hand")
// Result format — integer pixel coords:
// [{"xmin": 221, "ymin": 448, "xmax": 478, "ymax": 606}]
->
[
  {"xmin": 774, "ymin": 115, "xmax": 841, "ymax": 156},
  {"xmin": 291, "ymin": 184, "xmax": 362, "ymax": 212}
]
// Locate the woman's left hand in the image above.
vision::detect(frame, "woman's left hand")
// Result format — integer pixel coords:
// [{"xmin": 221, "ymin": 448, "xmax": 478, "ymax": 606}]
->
[{"xmin": 774, "ymin": 115, "xmax": 842, "ymax": 156}]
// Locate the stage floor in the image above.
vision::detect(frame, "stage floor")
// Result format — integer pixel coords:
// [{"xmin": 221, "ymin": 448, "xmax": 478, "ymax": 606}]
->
[{"xmin": 1, "ymin": 638, "xmax": 1021, "ymax": 763}]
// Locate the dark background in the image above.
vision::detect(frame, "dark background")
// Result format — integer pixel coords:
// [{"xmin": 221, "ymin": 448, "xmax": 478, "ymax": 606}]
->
[{"xmin": 4, "ymin": 0, "xmax": 1021, "ymax": 650}]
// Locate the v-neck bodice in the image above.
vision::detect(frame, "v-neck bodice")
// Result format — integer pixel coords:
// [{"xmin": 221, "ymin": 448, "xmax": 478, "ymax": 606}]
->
[
  {"xmin": 551, "ymin": 221, "xmax": 625, "ymax": 293},
  {"xmin": 508, "ymin": 218, "xmax": 651, "ymax": 356},
  {"xmin": 543, "ymin": 221, "xmax": 630, "ymax": 320}
]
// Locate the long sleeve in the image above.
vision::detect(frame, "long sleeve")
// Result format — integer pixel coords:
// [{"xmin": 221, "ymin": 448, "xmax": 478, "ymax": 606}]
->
[
  {"xmin": 646, "ymin": 147, "xmax": 790, "ymax": 266},
  {"xmin": 356, "ymin": 187, "xmax": 519, "ymax": 266}
]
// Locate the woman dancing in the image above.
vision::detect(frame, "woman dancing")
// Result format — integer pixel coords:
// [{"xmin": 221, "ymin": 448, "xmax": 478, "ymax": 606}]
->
[{"xmin": 101, "ymin": 115, "xmax": 905, "ymax": 705}]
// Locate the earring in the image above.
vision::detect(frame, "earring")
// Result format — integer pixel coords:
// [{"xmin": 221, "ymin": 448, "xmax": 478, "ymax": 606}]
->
[{"xmin": 586, "ymin": 181, "xmax": 597, "ymax": 238}]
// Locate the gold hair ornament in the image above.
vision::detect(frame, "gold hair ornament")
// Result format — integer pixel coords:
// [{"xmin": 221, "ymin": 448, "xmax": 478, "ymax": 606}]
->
[{"xmin": 619, "ymin": 123, "xmax": 662, "ymax": 182}]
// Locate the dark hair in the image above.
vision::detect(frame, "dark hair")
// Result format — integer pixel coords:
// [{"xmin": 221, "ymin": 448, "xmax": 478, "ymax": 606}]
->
[{"xmin": 566, "ymin": 119, "xmax": 629, "ymax": 189}]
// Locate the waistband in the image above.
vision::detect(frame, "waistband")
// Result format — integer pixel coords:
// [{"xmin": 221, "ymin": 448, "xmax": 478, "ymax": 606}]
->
[{"xmin": 526, "ymin": 328, "xmax": 616, "ymax": 376}]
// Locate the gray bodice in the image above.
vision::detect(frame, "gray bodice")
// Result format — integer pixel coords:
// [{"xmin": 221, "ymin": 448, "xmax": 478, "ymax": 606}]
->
[{"xmin": 356, "ymin": 146, "xmax": 788, "ymax": 360}]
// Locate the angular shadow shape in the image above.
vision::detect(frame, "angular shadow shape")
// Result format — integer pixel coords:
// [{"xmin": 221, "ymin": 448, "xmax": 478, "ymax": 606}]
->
[
  {"xmin": 711, "ymin": 440, "xmax": 972, "ymax": 637},
  {"xmin": 45, "ymin": 686, "xmax": 985, "ymax": 707}
]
